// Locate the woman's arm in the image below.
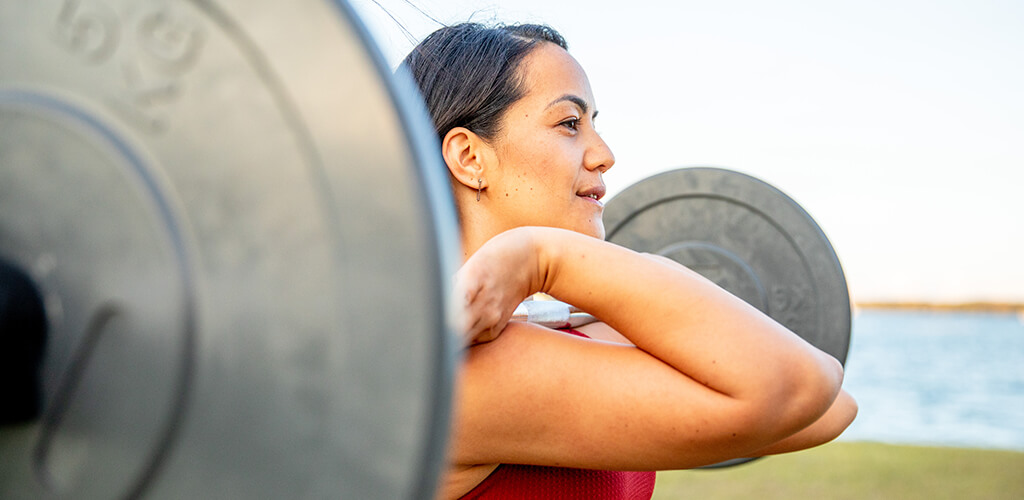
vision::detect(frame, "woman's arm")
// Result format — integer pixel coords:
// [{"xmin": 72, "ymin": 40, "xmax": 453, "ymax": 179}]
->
[
  {"xmin": 747, "ymin": 389, "xmax": 857, "ymax": 457},
  {"xmin": 451, "ymin": 226, "xmax": 850, "ymax": 470}
]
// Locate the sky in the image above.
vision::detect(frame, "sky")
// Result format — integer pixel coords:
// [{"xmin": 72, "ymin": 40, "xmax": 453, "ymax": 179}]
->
[{"xmin": 350, "ymin": 0, "xmax": 1024, "ymax": 304}]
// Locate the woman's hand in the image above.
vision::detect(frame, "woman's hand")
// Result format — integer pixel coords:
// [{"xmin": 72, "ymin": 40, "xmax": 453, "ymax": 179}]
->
[{"xmin": 454, "ymin": 228, "xmax": 545, "ymax": 346}]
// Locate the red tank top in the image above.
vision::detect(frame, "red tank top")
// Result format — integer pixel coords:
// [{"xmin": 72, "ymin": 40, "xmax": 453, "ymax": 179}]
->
[
  {"xmin": 458, "ymin": 464, "xmax": 656, "ymax": 499},
  {"xmin": 458, "ymin": 329, "xmax": 657, "ymax": 499}
]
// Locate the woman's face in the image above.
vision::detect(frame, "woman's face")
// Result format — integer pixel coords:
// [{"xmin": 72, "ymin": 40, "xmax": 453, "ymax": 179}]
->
[{"xmin": 483, "ymin": 42, "xmax": 615, "ymax": 239}]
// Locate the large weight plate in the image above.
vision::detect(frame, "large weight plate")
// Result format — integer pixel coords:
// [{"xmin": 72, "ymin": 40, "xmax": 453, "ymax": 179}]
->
[
  {"xmin": 604, "ymin": 167, "xmax": 851, "ymax": 365},
  {"xmin": 0, "ymin": 1, "xmax": 458, "ymax": 498},
  {"xmin": 604, "ymin": 167, "xmax": 851, "ymax": 469}
]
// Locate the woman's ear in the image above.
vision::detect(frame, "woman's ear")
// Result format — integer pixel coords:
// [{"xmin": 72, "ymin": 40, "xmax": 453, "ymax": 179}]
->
[{"xmin": 441, "ymin": 127, "xmax": 490, "ymax": 192}]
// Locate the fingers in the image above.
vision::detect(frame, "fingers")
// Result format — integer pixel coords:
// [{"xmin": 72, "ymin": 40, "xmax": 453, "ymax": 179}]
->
[
  {"xmin": 467, "ymin": 324, "xmax": 502, "ymax": 346},
  {"xmin": 455, "ymin": 270, "xmax": 521, "ymax": 346},
  {"xmin": 461, "ymin": 291, "xmax": 515, "ymax": 346},
  {"xmin": 452, "ymin": 227, "xmax": 543, "ymax": 346}
]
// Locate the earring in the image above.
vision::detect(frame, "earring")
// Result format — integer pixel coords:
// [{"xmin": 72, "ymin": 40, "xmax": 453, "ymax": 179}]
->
[{"xmin": 477, "ymin": 178, "xmax": 483, "ymax": 202}]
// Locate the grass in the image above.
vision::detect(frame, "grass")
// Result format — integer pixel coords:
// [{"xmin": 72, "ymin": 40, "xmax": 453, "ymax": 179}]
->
[{"xmin": 652, "ymin": 441, "xmax": 1024, "ymax": 499}]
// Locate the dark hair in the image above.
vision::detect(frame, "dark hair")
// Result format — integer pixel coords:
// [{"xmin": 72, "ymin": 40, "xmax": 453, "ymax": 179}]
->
[{"xmin": 401, "ymin": 23, "xmax": 568, "ymax": 142}]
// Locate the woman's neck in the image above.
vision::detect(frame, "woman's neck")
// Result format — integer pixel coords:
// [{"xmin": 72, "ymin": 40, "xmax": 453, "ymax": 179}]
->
[{"xmin": 457, "ymin": 205, "xmax": 508, "ymax": 262}]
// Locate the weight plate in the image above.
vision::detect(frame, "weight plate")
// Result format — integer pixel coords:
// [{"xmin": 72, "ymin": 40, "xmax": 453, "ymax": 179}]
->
[
  {"xmin": 604, "ymin": 167, "xmax": 851, "ymax": 365},
  {"xmin": 0, "ymin": 1, "xmax": 458, "ymax": 499},
  {"xmin": 604, "ymin": 167, "xmax": 851, "ymax": 469}
]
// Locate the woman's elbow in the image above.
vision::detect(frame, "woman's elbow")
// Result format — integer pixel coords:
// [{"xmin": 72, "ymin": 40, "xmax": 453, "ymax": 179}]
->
[
  {"xmin": 812, "ymin": 351, "xmax": 845, "ymax": 403},
  {"xmin": 830, "ymin": 389, "xmax": 859, "ymax": 438},
  {"xmin": 795, "ymin": 388, "xmax": 859, "ymax": 449},
  {"xmin": 768, "ymin": 350, "xmax": 846, "ymax": 436}
]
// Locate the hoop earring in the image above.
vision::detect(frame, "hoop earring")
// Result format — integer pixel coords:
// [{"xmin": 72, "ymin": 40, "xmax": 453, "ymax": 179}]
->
[{"xmin": 477, "ymin": 178, "xmax": 483, "ymax": 202}]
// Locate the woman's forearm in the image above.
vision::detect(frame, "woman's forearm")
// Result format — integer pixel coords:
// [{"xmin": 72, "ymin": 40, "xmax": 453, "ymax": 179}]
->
[{"xmin": 534, "ymin": 226, "xmax": 844, "ymax": 434}]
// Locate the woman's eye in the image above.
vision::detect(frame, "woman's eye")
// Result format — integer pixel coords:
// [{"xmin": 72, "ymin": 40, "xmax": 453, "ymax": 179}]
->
[{"xmin": 561, "ymin": 118, "xmax": 580, "ymax": 131}]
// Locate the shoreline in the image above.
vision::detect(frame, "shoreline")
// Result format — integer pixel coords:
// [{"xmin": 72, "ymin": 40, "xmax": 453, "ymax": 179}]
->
[
  {"xmin": 854, "ymin": 302, "xmax": 1024, "ymax": 313},
  {"xmin": 836, "ymin": 438, "xmax": 1024, "ymax": 454}
]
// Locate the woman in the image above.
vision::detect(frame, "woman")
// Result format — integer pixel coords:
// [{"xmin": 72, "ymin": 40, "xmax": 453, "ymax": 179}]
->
[{"xmin": 402, "ymin": 23, "xmax": 857, "ymax": 499}]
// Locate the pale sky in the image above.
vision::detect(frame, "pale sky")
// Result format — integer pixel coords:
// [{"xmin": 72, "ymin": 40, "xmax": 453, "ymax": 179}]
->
[{"xmin": 352, "ymin": 0, "xmax": 1024, "ymax": 304}]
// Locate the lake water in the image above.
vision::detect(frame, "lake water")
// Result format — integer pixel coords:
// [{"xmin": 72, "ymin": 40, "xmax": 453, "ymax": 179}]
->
[{"xmin": 836, "ymin": 309, "xmax": 1024, "ymax": 451}]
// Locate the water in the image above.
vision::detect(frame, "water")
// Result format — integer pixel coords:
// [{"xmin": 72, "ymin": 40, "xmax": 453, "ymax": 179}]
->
[{"xmin": 837, "ymin": 309, "xmax": 1024, "ymax": 451}]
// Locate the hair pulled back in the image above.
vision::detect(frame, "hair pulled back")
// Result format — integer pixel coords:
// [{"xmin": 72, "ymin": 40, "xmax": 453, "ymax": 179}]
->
[{"xmin": 401, "ymin": 23, "xmax": 568, "ymax": 142}]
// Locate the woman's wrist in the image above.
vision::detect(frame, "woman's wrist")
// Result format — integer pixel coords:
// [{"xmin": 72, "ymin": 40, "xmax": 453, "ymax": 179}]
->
[{"xmin": 521, "ymin": 226, "xmax": 581, "ymax": 297}]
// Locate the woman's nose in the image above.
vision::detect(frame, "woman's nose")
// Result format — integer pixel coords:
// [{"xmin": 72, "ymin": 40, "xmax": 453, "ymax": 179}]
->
[{"xmin": 585, "ymin": 132, "xmax": 615, "ymax": 173}]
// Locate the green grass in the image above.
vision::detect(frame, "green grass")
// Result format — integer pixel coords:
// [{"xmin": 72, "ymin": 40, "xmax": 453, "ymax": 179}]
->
[{"xmin": 652, "ymin": 441, "xmax": 1024, "ymax": 499}]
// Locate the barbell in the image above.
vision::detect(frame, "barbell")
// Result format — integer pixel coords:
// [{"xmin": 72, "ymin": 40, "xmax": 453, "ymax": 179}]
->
[{"xmin": 0, "ymin": 0, "xmax": 850, "ymax": 497}]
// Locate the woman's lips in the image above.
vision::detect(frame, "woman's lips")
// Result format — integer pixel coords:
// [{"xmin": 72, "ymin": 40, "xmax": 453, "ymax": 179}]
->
[
  {"xmin": 577, "ymin": 185, "xmax": 607, "ymax": 207},
  {"xmin": 578, "ymin": 192, "xmax": 604, "ymax": 207}
]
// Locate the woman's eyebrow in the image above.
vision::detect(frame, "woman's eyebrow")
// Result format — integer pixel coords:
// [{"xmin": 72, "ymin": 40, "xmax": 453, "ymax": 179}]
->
[
  {"xmin": 546, "ymin": 94, "xmax": 589, "ymax": 114},
  {"xmin": 546, "ymin": 94, "xmax": 599, "ymax": 119}
]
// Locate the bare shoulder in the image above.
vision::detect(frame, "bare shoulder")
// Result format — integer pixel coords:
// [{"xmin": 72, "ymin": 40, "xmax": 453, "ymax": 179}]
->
[
  {"xmin": 447, "ymin": 321, "xmax": 723, "ymax": 470},
  {"xmin": 443, "ymin": 323, "xmax": 638, "ymax": 496}
]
